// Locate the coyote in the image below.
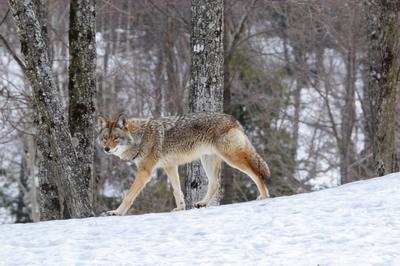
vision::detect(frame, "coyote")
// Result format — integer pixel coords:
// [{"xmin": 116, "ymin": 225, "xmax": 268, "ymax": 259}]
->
[{"xmin": 96, "ymin": 112, "xmax": 271, "ymax": 215}]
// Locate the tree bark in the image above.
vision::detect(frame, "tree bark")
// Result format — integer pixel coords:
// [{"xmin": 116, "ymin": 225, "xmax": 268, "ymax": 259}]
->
[
  {"xmin": 38, "ymin": 141, "xmax": 63, "ymax": 220},
  {"xmin": 185, "ymin": 0, "xmax": 224, "ymax": 208},
  {"xmin": 31, "ymin": 0, "xmax": 63, "ymax": 221},
  {"xmin": 68, "ymin": 0, "xmax": 96, "ymax": 209},
  {"xmin": 9, "ymin": 0, "xmax": 94, "ymax": 218},
  {"xmin": 365, "ymin": 0, "xmax": 400, "ymax": 176},
  {"xmin": 28, "ymin": 135, "xmax": 39, "ymax": 222}
]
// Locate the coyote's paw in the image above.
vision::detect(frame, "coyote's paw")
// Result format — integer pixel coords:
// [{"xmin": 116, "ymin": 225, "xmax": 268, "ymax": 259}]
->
[
  {"xmin": 172, "ymin": 207, "xmax": 185, "ymax": 212},
  {"xmin": 194, "ymin": 201, "xmax": 207, "ymax": 209},
  {"xmin": 257, "ymin": 194, "xmax": 269, "ymax": 200},
  {"xmin": 106, "ymin": 209, "xmax": 123, "ymax": 216}
]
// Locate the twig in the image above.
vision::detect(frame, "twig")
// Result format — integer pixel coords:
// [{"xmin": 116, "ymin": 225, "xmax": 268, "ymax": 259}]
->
[
  {"xmin": 0, "ymin": 9, "xmax": 26, "ymax": 71},
  {"xmin": 0, "ymin": 9, "xmax": 10, "ymax": 26},
  {"xmin": 0, "ymin": 34, "xmax": 26, "ymax": 71}
]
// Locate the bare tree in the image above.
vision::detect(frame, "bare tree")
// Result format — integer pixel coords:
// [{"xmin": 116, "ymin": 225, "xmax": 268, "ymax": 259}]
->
[
  {"xmin": 68, "ymin": 0, "xmax": 97, "ymax": 209},
  {"xmin": 365, "ymin": 0, "xmax": 400, "ymax": 176},
  {"xmin": 185, "ymin": 0, "xmax": 224, "ymax": 208},
  {"xmin": 8, "ymin": 0, "xmax": 94, "ymax": 218},
  {"xmin": 30, "ymin": 0, "xmax": 64, "ymax": 221}
]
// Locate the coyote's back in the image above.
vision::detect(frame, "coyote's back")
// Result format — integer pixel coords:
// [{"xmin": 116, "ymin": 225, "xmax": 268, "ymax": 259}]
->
[{"xmin": 158, "ymin": 112, "xmax": 242, "ymax": 152}]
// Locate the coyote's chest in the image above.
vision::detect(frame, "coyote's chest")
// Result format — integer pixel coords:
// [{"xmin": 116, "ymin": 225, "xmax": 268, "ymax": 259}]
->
[{"xmin": 110, "ymin": 145, "xmax": 141, "ymax": 161}]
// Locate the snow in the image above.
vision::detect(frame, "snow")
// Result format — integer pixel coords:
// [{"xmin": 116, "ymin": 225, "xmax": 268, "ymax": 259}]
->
[
  {"xmin": 1, "ymin": 173, "xmax": 399, "ymax": 265},
  {"xmin": 193, "ymin": 43, "xmax": 204, "ymax": 53}
]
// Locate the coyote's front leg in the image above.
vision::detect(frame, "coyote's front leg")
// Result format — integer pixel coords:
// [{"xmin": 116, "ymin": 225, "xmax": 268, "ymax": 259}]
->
[{"xmin": 107, "ymin": 161, "xmax": 154, "ymax": 216}]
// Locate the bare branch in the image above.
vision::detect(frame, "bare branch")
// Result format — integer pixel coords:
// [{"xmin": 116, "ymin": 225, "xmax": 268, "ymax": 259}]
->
[{"xmin": 0, "ymin": 34, "xmax": 26, "ymax": 71}]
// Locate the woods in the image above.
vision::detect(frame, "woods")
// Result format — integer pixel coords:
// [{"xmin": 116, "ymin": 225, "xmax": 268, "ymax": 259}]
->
[{"xmin": 0, "ymin": 0, "xmax": 399, "ymax": 223}]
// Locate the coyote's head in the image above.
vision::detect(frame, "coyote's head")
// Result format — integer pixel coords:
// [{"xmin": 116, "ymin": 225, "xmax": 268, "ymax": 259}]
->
[{"xmin": 96, "ymin": 113, "xmax": 131, "ymax": 155}]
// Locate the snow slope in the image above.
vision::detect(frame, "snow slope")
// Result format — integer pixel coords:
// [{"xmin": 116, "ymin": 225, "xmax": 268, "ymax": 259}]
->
[{"xmin": 0, "ymin": 174, "xmax": 399, "ymax": 266}]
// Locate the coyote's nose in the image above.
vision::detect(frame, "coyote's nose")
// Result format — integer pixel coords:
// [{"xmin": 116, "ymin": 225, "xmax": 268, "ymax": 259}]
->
[{"xmin": 104, "ymin": 147, "xmax": 110, "ymax": 152}]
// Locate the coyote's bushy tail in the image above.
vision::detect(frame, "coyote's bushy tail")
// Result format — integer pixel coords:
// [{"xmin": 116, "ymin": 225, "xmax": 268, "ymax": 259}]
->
[{"xmin": 248, "ymin": 147, "xmax": 271, "ymax": 184}]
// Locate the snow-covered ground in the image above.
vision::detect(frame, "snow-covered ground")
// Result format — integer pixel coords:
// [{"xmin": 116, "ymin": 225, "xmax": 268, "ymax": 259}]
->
[{"xmin": 0, "ymin": 173, "xmax": 399, "ymax": 266}]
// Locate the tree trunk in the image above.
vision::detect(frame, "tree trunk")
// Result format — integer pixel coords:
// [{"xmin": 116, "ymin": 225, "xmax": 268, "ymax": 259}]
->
[
  {"xmin": 68, "ymin": 0, "xmax": 97, "ymax": 209},
  {"xmin": 16, "ymin": 147, "xmax": 31, "ymax": 223},
  {"xmin": 361, "ymin": 59, "xmax": 374, "ymax": 177},
  {"xmin": 292, "ymin": 45, "xmax": 305, "ymax": 176},
  {"xmin": 340, "ymin": 42, "xmax": 356, "ymax": 184},
  {"xmin": 30, "ymin": 0, "xmax": 63, "ymax": 220},
  {"xmin": 220, "ymin": 2, "xmax": 234, "ymax": 204},
  {"xmin": 38, "ymin": 139, "xmax": 63, "ymax": 220},
  {"xmin": 165, "ymin": 1, "xmax": 178, "ymax": 115},
  {"xmin": 28, "ymin": 135, "xmax": 39, "ymax": 222},
  {"xmin": 365, "ymin": 0, "xmax": 400, "ymax": 176},
  {"xmin": 154, "ymin": 48, "xmax": 164, "ymax": 117},
  {"xmin": 185, "ymin": 0, "xmax": 224, "ymax": 208},
  {"xmin": 9, "ymin": 0, "xmax": 94, "ymax": 218}
]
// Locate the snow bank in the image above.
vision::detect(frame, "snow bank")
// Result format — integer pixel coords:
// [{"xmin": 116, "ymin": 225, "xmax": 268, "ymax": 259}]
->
[{"xmin": 0, "ymin": 173, "xmax": 399, "ymax": 266}]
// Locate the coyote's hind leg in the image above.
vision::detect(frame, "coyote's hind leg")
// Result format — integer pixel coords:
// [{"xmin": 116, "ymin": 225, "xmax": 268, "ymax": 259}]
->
[
  {"xmin": 216, "ymin": 129, "xmax": 270, "ymax": 200},
  {"xmin": 194, "ymin": 154, "xmax": 222, "ymax": 208}
]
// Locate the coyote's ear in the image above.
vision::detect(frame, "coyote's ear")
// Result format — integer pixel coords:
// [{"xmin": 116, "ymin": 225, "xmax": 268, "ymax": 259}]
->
[
  {"xmin": 96, "ymin": 115, "xmax": 107, "ymax": 132},
  {"xmin": 117, "ymin": 113, "xmax": 128, "ymax": 129}
]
